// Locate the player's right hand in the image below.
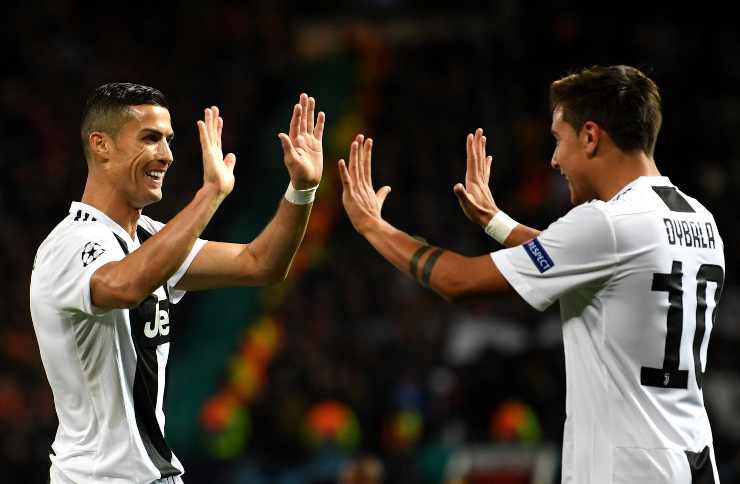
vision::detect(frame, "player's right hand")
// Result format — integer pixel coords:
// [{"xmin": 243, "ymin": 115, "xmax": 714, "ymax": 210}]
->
[
  {"xmin": 198, "ymin": 106, "xmax": 236, "ymax": 198},
  {"xmin": 453, "ymin": 128, "xmax": 500, "ymax": 227}
]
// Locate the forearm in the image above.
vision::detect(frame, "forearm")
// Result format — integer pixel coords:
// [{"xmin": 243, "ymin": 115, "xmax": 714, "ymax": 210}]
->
[
  {"xmin": 93, "ymin": 185, "xmax": 225, "ymax": 307},
  {"xmin": 503, "ymin": 223, "xmax": 541, "ymax": 247},
  {"xmin": 242, "ymin": 198, "xmax": 313, "ymax": 282},
  {"xmin": 361, "ymin": 219, "xmax": 505, "ymax": 302}
]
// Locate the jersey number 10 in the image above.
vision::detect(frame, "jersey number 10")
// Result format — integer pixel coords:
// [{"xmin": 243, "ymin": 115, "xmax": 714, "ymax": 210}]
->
[{"xmin": 641, "ymin": 261, "xmax": 724, "ymax": 390}]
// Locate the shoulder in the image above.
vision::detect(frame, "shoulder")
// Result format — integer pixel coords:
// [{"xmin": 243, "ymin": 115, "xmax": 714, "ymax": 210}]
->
[
  {"xmin": 673, "ymin": 187, "xmax": 716, "ymax": 219},
  {"xmin": 540, "ymin": 201, "xmax": 617, "ymax": 258},
  {"xmin": 553, "ymin": 201, "xmax": 613, "ymax": 230},
  {"xmin": 35, "ymin": 217, "xmax": 122, "ymax": 269}
]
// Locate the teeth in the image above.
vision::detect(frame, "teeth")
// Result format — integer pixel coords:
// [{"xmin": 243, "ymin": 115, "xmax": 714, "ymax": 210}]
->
[{"xmin": 146, "ymin": 170, "xmax": 165, "ymax": 179}]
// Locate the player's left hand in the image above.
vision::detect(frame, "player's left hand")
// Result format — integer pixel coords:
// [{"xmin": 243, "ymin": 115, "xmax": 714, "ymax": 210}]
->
[
  {"xmin": 338, "ymin": 135, "xmax": 392, "ymax": 235},
  {"xmin": 278, "ymin": 93, "xmax": 324, "ymax": 189},
  {"xmin": 453, "ymin": 128, "xmax": 500, "ymax": 227}
]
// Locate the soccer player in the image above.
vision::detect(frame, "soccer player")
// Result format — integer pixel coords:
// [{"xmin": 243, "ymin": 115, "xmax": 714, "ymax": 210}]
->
[
  {"xmin": 339, "ymin": 65, "xmax": 724, "ymax": 483},
  {"xmin": 30, "ymin": 83, "xmax": 325, "ymax": 484}
]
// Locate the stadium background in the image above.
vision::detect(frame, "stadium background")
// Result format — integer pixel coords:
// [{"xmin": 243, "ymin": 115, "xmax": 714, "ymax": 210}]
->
[{"xmin": 2, "ymin": 2, "xmax": 739, "ymax": 483}]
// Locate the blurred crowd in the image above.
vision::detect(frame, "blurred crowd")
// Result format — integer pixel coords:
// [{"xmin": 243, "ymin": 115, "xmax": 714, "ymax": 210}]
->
[{"xmin": 2, "ymin": 2, "xmax": 739, "ymax": 483}]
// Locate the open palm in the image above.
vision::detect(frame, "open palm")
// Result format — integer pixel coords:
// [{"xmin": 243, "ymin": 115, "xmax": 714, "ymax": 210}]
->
[{"xmin": 278, "ymin": 94, "xmax": 324, "ymax": 189}]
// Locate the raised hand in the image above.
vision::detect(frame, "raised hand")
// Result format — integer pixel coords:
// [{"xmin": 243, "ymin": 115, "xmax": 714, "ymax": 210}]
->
[
  {"xmin": 278, "ymin": 93, "xmax": 324, "ymax": 189},
  {"xmin": 338, "ymin": 134, "xmax": 392, "ymax": 234},
  {"xmin": 453, "ymin": 128, "xmax": 499, "ymax": 227},
  {"xmin": 197, "ymin": 106, "xmax": 236, "ymax": 197}
]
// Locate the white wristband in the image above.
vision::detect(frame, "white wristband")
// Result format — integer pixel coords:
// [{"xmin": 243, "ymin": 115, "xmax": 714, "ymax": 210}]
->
[
  {"xmin": 284, "ymin": 182, "xmax": 318, "ymax": 205},
  {"xmin": 484, "ymin": 211, "xmax": 519, "ymax": 244}
]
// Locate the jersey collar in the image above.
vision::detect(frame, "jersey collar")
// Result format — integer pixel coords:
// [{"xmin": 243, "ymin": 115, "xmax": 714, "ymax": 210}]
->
[
  {"xmin": 69, "ymin": 201, "xmax": 137, "ymax": 245},
  {"xmin": 609, "ymin": 175, "xmax": 672, "ymax": 201}
]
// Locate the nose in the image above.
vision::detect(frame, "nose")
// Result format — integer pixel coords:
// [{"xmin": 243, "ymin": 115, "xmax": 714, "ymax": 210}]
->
[
  {"xmin": 157, "ymin": 139, "xmax": 174, "ymax": 164},
  {"xmin": 550, "ymin": 144, "xmax": 559, "ymax": 170}
]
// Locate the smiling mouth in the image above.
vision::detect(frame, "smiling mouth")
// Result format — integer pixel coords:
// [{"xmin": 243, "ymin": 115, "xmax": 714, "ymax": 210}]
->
[{"xmin": 145, "ymin": 170, "xmax": 165, "ymax": 182}]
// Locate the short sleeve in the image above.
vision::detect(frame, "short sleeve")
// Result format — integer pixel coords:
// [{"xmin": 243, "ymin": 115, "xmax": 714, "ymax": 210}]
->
[
  {"xmin": 491, "ymin": 203, "xmax": 618, "ymax": 311},
  {"xmin": 137, "ymin": 215, "xmax": 207, "ymax": 304},
  {"xmin": 43, "ymin": 225, "xmax": 126, "ymax": 316}
]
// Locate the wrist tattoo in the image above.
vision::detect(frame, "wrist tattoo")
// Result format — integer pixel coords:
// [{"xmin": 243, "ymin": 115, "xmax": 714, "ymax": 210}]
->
[
  {"xmin": 421, "ymin": 248, "xmax": 445, "ymax": 288},
  {"xmin": 410, "ymin": 245, "xmax": 433, "ymax": 279}
]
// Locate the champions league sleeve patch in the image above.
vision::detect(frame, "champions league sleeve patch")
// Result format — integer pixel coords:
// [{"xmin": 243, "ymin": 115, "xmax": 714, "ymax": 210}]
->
[
  {"xmin": 523, "ymin": 238, "xmax": 554, "ymax": 273},
  {"xmin": 81, "ymin": 242, "xmax": 106, "ymax": 267}
]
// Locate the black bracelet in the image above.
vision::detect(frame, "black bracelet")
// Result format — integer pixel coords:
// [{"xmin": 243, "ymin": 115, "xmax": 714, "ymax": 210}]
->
[
  {"xmin": 421, "ymin": 248, "xmax": 445, "ymax": 287},
  {"xmin": 409, "ymin": 245, "xmax": 433, "ymax": 279}
]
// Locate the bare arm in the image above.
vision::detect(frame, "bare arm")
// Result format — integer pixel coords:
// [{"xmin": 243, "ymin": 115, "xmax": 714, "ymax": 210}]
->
[
  {"xmin": 92, "ymin": 106, "xmax": 236, "ymax": 309},
  {"xmin": 176, "ymin": 198, "xmax": 312, "ymax": 290},
  {"xmin": 177, "ymin": 93, "xmax": 325, "ymax": 290},
  {"xmin": 453, "ymin": 128, "xmax": 540, "ymax": 247},
  {"xmin": 339, "ymin": 135, "xmax": 511, "ymax": 303}
]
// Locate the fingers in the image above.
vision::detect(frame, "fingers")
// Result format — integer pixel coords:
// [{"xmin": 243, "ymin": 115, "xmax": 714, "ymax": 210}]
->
[
  {"xmin": 349, "ymin": 140, "xmax": 360, "ymax": 187},
  {"xmin": 473, "ymin": 128, "xmax": 482, "ymax": 177},
  {"xmin": 454, "ymin": 181, "xmax": 470, "ymax": 195},
  {"xmin": 454, "ymin": 183, "xmax": 476, "ymax": 209},
  {"xmin": 376, "ymin": 186, "xmax": 391, "ymax": 208},
  {"xmin": 485, "ymin": 155, "xmax": 492, "ymax": 183},
  {"xmin": 278, "ymin": 133, "xmax": 299, "ymax": 160},
  {"xmin": 338, "ymin": 159, "xmax": 351, "ymax": 190},
  {"xmin": 200, "ymin": 106, "xmax": 224, "ymax": 148},
  {"xmin": 197, "ymin": 120, "xmax": 208, "ymax": 150},
  {"xmin": 217, "ymin": 115, "xmax": 223, "ymax": 147},
  {"xmin": 478, "ymin": 131, "xmax": 488, "ymax": 181},
  {"xmin": 363, "ymin": 138, "xmax": 373, "ymax": 184},
  {"xmin": 289, "ymin": 103, "xmax": 301, "ymax": 139},
  {"xmin": 466, "ymin": 128, "xmax": 490, "ymax": 183},
  {"xmin": 307, "ymin": 96, "xmax": 315, "ymax": 134},
  {"xmin": 465, "ymin": 133, "xmax": 476, "ymax": 181},
  {"xmin": 479, "ymin": 132, "xmax": 486, "ymax": 163},
  {"xmin": 210, "ymin": 106, "xmax": 219, "ymax": 143},
  {"xmin": 355, "ymin": 134, "xmax": 365, "ymax": 186},
  {"xmin": 314, "ymin": 111, "xmax": 325, "ymax": 141},
  {"xmin": 203, "ymin": 108, "xmax": 211, "ymax": 142},
  {"xmin": 299, "ymin": 93, "xmax": 309, "ymax": 135},
  {"xmin": 224, "ymin": 153, "xmax": 237, "ymax": 170}
]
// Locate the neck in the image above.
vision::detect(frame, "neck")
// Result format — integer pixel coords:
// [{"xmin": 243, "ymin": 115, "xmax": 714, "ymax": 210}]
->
[
  {"xmin": 594, "ymin": 150, "xmax": 661, "ymax": 201},
  {"xmin": 81, "ymin": 175, "xmax": 142, "ymax": 238}
]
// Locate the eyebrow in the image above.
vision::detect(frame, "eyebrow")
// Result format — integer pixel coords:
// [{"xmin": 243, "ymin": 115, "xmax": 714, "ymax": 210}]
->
[{"xmin": 141, "ymin": 128, "xmax": 175, "ymax": 142}]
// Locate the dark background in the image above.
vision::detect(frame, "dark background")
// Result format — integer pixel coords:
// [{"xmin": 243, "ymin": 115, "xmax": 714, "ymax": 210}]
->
[{"xmin": 2, "ymin": 2, "xmax": 739, "ymax": 483}]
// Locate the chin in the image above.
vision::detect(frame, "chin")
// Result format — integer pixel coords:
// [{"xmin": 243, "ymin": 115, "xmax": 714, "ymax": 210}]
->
[{"xmin": 135, "ymin": 191, "xmax": 163, "ymax": 209}]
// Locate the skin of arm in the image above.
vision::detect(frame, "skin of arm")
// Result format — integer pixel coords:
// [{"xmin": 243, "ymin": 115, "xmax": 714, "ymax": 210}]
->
[
  {"xmin": 92, "ymin": 106, "xmax": 236, "ymax": 309},
  {"xmin": 176, "ymin": 93, "xmax": 325, "ymax": 291},
  {"xmin": 338, "ymin": 135, "xmax": 513, "ymax": 303},
  {"xmin": 176, "ymin": 197, "xmax": 312, "ymax": 290},
  {"xmin": 452, "ymin": 128, "xmax": 540, "ymax": 247}
]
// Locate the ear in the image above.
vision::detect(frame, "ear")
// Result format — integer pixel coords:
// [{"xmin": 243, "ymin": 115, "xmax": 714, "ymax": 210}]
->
[
  {"xmin": 581, "ymin": 121, "xmax": 601, "ymax": 158},
  {"xmin": 89, "ymin": 131, "xmax": 113, "ymax": 161}
]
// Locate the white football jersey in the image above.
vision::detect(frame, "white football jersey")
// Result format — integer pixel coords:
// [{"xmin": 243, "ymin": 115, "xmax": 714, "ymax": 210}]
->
[
  {"xmin": 30, "ymin": 202, "xmax": 206, "ymax": 484},
  {"xmin": 492, "ymin": 176, "xmax": 724, "ymax": 484}
]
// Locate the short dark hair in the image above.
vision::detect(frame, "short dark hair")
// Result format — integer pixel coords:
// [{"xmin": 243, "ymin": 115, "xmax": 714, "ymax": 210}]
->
[
  {"xmin": 550, "ymin": 65, "xmax": 662, "ymax": 156},
  {"xmin": 81, "ymin": 82, "xmax": 169, "ymax": 161}
]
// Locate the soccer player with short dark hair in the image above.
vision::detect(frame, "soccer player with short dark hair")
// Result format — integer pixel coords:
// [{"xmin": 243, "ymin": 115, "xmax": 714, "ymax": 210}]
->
[
  {"xmin": 339, "ymin": 65, "xmax": 724, "ymax": 483},
  {"xmin": 30, "ymin": 83, "xmax": 325, "ymax": 483}
]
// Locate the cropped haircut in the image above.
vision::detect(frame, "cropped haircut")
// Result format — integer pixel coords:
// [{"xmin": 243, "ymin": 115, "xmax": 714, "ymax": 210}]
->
[
  {"xmin": 550, "ymin": 65, "xmax": 662, "ymax": 156},
  {"xmin": 80, "ymin": 83, "xmax": 169, "ymax": 161}
]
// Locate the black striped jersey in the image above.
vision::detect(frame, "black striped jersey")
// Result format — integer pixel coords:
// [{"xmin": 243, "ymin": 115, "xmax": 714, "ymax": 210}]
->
[
  {"xmin": 30, "ymin": 202, "xmax": 206, "ymax": 484},
  {"xmin": 491, "ymin": 176, "xmax": 724, "ymax": 483}
]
